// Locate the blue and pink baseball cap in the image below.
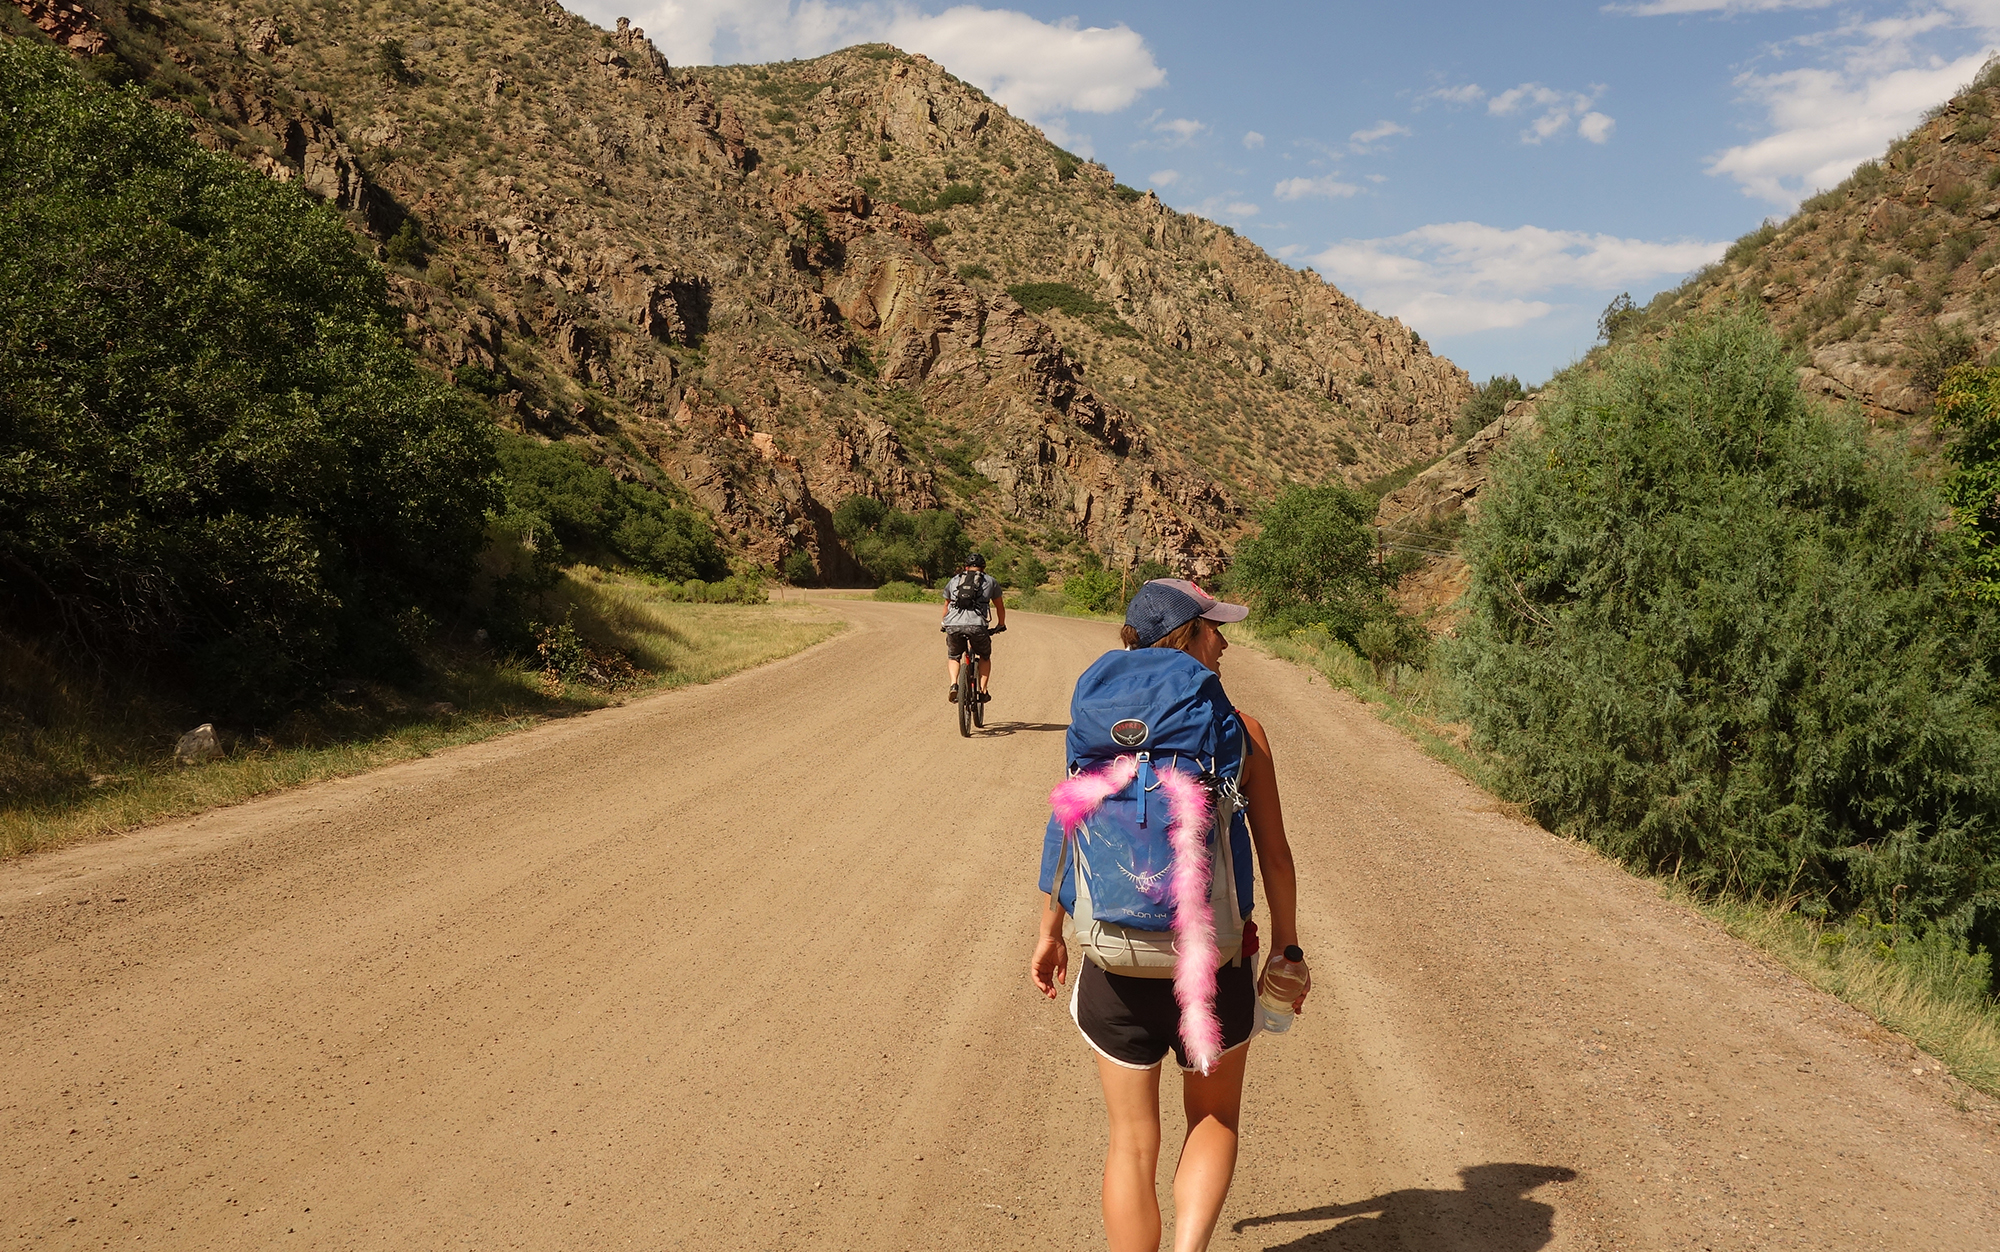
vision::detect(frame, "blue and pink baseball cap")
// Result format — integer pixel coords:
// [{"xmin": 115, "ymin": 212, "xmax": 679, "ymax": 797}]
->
[{"xmin": 1123, "ymin": 578, "xmax": 1248, "ymax": 647}]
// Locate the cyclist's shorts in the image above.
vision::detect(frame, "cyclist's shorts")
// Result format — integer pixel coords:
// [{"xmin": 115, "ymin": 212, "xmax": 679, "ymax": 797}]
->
[{"xmin": 945, "ymin": 630, "xmax": 992, "ymax": 660}]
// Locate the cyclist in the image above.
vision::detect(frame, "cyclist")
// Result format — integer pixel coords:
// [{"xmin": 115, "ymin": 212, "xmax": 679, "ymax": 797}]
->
[{"xmin": 941, "ymin": 554, "xmax": 1005, "ymax": 704}]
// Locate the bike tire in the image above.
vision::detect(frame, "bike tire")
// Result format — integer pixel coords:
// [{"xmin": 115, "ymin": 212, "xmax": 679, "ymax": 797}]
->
[
  {"xmin": 973, "ymin": 684, "xmax": 986, "ymax": 728},
  {"xmin": 957, "ymin": 666, "xmax": 974, "ymax": 737}
]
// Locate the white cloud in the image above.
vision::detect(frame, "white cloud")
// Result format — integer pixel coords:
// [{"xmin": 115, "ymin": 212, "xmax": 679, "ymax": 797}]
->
[
  {"xmin": 1420, "ymin": 83, "xmax": 1487, "ymax": 106},
  {"xmin": 1195, "ymin": 195, "xmax": 1261, "ymax": 221},
  {"xmin": 1487, "ymin": 82, "xmax": 1612, "ymax": 143},
  {"xmin": 1348, "ymin": 119, "xmax": 1412, "ymax": 152},
  {"xmin": 581, "ymin": 2, "xmax": 1165, "ymax": 122},
  {"xmin": 1309, "ymin": 222, "xmax": 1724, "ymax": 337},
  {"xmin": 1617, "ymin": 1, "xmax": 2000, "ymax": 205},
  {"xmin": 1708, "ymin": 55, "xmax": 1987, "ymax": 202},
  {"xmin": 1607, "ymin": 0, "xmax": 1834, "ymax": 13},
  {"xmin": 1148, "ymin": 168, "xmax": 1180, "ymax": 186},
  {"xmin": 1274, "ymin": 174, "xmax": 1361, "ymax": 200},
  {"xmin": 1153, "ymin": 116, "xmax": 1209, "ymax": 145},
  {"xmin": 1242, "ymin": 130, "xmax": 1266, "ymax": 149},
  {"xmin": 1578, "ymin": 111, "xmax": 1616, "ymax": 143}
]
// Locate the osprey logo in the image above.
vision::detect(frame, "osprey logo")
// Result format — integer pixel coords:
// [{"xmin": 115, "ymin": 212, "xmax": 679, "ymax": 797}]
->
[{"xmin": 1110, "ymin": 718, "xmax": 1149, "ymax": 747}]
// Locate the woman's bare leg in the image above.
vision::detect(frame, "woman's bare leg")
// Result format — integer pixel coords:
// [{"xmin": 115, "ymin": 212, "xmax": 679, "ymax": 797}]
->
[
  {"xmin": 1096, "ymin": 1055, "xmax": 1164, "ymax": 1252},
  {"xmin": 1171, "ymin": 1043, "xmax": 1249, "ymax": 1252}
]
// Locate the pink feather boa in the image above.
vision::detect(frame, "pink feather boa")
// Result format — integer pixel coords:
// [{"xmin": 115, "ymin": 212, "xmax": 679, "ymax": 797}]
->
[
  {"xmin": 1048, "ymin": 756, "xmax": 1225, "ymax": 1075},
  {"xmin": 1049, "ymin": 755, "xmax": 1138, "ymax": 836},
  {"xmin": 1158, "ymin": 765, "xmax": 1222, "ymax": 1073}
]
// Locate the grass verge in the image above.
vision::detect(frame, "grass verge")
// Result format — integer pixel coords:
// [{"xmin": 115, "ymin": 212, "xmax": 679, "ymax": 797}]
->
[
  {"xmin": 1684, "ymin": 893, "xmax": 2000, "ymax": 1098},
  {"xmin": 1244, "ymin": 622, "xmax": 2000, "ymax": 1099},
  {"xmin": 2, "ymin": 568, "xmax": 841, "ymax": 859},
  {"xmin": 1239, "ymin": 624, "xmax": 1498, "ymax": 792}
]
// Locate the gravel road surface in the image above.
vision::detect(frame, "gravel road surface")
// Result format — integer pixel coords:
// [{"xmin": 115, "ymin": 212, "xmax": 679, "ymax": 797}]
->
[{"xmin": 3, "ymin": 600, "xmax": 1995, "ymax": 1250}]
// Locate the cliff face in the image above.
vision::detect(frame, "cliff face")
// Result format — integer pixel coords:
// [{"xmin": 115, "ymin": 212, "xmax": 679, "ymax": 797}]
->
[
  {"xmin": 5, "ymin": 0, "xmax": 1473, "ymax": 579},
  {"xmin": 1635, "ymin": 66, "xmax": 2000, "ymax": 424}
]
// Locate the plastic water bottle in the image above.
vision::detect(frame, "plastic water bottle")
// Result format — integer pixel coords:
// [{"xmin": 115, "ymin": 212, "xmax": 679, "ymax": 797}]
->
[{"xmin": 1257, "ymin": 946, "xmax": 1310, "ymax": 1034}]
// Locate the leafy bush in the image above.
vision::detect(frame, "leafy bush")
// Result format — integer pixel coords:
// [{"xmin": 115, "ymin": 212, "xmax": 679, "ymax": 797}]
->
[
  {"xmin": 494, "ymin": 436, "xmax": 727, "ymax": 582},
  {"xmin": 1455, "ymin": 311, "xmax": 2000, "ymax": 940},
  {"xmin": 871, "ymin": 581, "xmax": 930, "ymax": 603},
  {"xmin": 1063, "ymin": 567, "xmax": 1122, "ymax": 614},
  {"xmin": 1724, "ymin": 220, "xmax": 1779, "ymax": 266},
  {"xmin": 956, "ymin": 262, "xmax": 993, "ymax": 281},
  {"xmin": 934, "ymin": 182, "xmax": 983, "ymax": 209},
  {"xmin": 781, "ymin": 549, "xmax": 816, "ymax": 586},
  {"xmin": 1937, "ymin": 362, "xmax": 2000, "ymax": 602},
  {"xmin": 383, "ymin": 217, "xmax": 427, "ymax": 267},
  {"xmin": 984, "ymin": 545, "xmax": 1048, "ymax": 592},
  {"xmin": 1456, "ymin": 374, "xmax": 1526, "ymax": 441},
  {"xmin": 1008, "ymin": 281, "xmax": 1106, "ymax": 317},
  {"xmin": 1908, "ymin": 324, "xmax": 1977, "ymax": 395},
  {"xmin": 0, "ymin": 41, "xmax": 495, "ymax": 704},
  {"xmin": 659, "ymin": 574, "xmax": 765, "ymax": 604},
  {"xmin": 1598, "ymin": 292, "xmax": 1639, "ymax": 344},
  {"xmin": 1230, "ymin": 485, "xmax": 1394, "ymax": 644},
  {"xmin": 831, "ymin": 495, "xmax": 969, "ymax": 584},
  {"xmin": 1112, "ymin": 183, "xmax": 1142, "ymax": 203}
]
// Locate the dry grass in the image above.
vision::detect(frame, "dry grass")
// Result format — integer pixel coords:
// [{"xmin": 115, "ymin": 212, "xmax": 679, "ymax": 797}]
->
[
  {"xmin": 1686, "ymin": 893, "xmax": 2000, "ymax": 1099},
  {"xmin": 1241, "ymin": 625, "xmax": 1497, "ymax": 791},
  {"xmin": 1, "ymin": 569, "xmax": 841, "ymax": 859}
]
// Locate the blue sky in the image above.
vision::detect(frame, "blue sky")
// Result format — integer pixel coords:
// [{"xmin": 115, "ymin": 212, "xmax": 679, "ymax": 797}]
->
[{"xmin": 570, "ymin": 0, "xmax": 2000, "ymax": 383}]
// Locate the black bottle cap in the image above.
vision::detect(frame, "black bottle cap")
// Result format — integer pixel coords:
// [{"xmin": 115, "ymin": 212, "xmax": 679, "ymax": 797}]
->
[{"xmin": 1283, "ymin": 945, "xmax": 1304, "ymax": 962}]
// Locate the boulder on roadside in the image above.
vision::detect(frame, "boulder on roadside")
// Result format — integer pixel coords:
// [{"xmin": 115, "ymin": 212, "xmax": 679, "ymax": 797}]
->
[{"xmin": 173, "ymin": 724, "xmax": 222, "ymax": 765}]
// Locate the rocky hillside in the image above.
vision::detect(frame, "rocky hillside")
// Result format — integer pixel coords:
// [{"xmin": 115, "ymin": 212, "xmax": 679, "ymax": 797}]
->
[
  {"xmin": 1630, "ymin": 60, "xmax": 2000, "ymax": 425},
  {"xmin": 2, "ymin": 0, "xmax": 1470, "ymax": 581}
]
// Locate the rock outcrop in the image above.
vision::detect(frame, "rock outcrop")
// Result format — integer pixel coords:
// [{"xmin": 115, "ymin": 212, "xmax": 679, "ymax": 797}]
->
[{"xmin": 1376, "ymin": 396, "xmax": 1542, "ymax": 626}]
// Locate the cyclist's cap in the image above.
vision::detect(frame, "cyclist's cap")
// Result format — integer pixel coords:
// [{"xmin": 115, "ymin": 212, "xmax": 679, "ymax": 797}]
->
[{"xmin": 1124, "ymin": 578, "xmax": 1248, "ymax": 646}]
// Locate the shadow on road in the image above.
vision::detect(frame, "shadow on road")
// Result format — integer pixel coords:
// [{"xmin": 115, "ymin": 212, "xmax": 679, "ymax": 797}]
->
[
  {"xmin": 974, "ymin": 721, "xmax": 1069, "ymax": 737},
  {"xmin": 1230, "ymin": 1163, "xmax": 1578, "ymax": 1251}
]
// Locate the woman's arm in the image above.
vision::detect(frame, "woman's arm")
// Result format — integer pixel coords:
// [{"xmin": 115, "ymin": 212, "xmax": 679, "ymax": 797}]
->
[
  {"xmin": 1239, "ymin": 712, "xmax": 1300, "ymax": 954},
  {"xmin": 1030, "ymin": 893, "xmax": 1069, "ymax": 998}
]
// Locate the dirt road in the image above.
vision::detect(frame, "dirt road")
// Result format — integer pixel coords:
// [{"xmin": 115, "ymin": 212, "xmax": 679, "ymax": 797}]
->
[{"xmin": 3, "ymin": 601, "xmax": 1996, "ymax": 1250}]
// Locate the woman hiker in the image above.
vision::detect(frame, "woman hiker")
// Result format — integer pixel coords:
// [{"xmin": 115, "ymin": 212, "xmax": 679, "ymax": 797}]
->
[{"xmin": 1031, "ymin": 578, "xmax": 1309, "ymax": 1252}]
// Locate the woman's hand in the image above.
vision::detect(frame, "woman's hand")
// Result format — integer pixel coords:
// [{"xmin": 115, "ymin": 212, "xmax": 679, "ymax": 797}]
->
[
  {"xmin": 1031, "ymin": 931, "xmax": 1068, "ymax": 999},
  {"xmin": 1032, "ymin": 892, "xmax": 1069, "ymax": 998}
]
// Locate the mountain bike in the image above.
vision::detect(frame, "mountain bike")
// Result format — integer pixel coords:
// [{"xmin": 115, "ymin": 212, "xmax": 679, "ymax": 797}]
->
[{"xmin": 954, "ymin": 624, "xmax": 1004, "ymax": 737}]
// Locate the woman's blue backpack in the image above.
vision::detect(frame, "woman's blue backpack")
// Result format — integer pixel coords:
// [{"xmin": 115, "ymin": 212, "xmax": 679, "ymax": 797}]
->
[{"xmin": 1039, "ymin": 649, "xmax": 1253, "ymax": 975}]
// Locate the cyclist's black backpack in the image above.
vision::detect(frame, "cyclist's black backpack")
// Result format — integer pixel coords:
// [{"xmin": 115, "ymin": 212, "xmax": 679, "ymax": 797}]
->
[{"xmin": 949, "ymin": 572, "xmax": 989, "ymax": 612}]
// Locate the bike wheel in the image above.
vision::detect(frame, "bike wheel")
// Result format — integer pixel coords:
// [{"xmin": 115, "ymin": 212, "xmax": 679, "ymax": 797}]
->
[{"xmin": 957, "ymin": 666, "xmax": 974, "ymax": 737}]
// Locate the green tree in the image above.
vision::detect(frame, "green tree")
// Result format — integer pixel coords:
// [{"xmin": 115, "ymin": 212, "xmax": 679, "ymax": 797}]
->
[
  {"xmin": 1230, "ymin": 485, "xmax": 1390, "ymax": 644},
  {"xmin": 1063, "ymin": 566, "xmax": 1122, "ymax": 613},
  {"xmin": 1937, "ymin": 362, "xmax": 2000, "ymax": 601},
  {"xmin": 493, "ymin": 436, "xmax": 725, "ymax": 582},
  {"xmin": 830, "ymin": 495, "xmax": 968, "ymax": 584},
  {"xmin": 0, "ymin": 41, "xmax": 495, "ymax": 704},
  {"xmin": 1456, "ymin": 311, "xmax": 2000, "ymax": 934},
  {"xmin": 1455, "ymin": 374, "xmax": 1526, "ymax": 442}
]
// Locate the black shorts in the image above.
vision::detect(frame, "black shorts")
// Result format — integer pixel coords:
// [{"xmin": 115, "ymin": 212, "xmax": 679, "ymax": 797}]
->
[
  {"xmin": 1071, "ymin": 956, "xmax": 1258, "ymax": 1071},
  {"xmin": 945, "ymin": 630, "xmax": 991, "ymax": 660}
]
